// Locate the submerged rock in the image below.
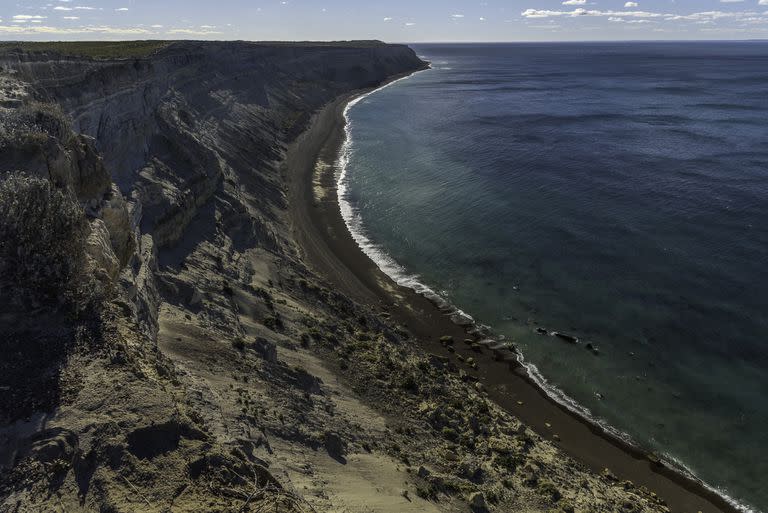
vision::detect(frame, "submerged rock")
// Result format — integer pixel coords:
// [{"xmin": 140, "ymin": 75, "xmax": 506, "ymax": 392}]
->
[{"xmin": 554, "ymin": 332, "xmax": 579, "ymax": 344}]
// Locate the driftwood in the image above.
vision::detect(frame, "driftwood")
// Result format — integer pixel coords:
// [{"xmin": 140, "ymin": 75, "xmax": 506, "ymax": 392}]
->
[
  {"xmin": 119, "ymin": 474, "xmax": 152, "ymax": 508},
  {"xmin": 208, "ymin": 463, "xmax": 317, "ymax": 513}
]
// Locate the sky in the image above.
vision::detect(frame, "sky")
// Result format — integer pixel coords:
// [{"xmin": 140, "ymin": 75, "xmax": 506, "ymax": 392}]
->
[{"xmin": 2, "ymin": 0, "xmax": 768, "ymax": 42}]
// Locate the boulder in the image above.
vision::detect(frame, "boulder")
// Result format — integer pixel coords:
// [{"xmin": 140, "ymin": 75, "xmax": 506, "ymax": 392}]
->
[
  {"xmin": 189, "ymin": 287, "xmax": 203, "ymax": 306},
  {"xmin": 428, "ymin": 354, "xmax": 451, "ymax": 370},
  {"xmin": 323, "ymin": 431, "xmax": 346, "ymax": 462},
  {"xmin": 253, "ymin": 338, "xmax": 277, "ymax": 362},
  {"xmin": 450, "ymin": 312, "xmax": 474, "ymax": 326}
]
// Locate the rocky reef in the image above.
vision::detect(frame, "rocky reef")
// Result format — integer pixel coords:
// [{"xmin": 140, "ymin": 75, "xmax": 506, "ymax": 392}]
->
[{"xmin": 0, "ymin": 42, "xmax": 673, "ymax": 513}]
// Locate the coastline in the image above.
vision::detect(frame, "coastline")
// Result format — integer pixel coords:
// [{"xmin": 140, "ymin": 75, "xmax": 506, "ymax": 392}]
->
[{"xmin": 285, "ymin": 72, "xmax": 743, "ymax": 513}]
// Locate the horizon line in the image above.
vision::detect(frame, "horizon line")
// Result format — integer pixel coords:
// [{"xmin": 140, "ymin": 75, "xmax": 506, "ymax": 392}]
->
[{"xmin": 2, "ymin": 38, "xmax": 768, "ymax": 44}]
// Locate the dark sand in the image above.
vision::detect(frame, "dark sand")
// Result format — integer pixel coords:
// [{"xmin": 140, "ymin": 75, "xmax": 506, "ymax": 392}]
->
[{"xmin": 285, "ymin": 75, "xmax": 740, "ymax": 513}]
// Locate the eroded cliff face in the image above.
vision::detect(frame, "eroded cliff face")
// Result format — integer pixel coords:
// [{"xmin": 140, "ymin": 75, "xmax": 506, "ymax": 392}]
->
[
  {"xmin": 0, "ymin": 43, "xmax": 672, "ymax": 513},
  {"xmin": 1, "ymin": 41, "xmax": 425, "ymax": 333},
  {"xmin": 5, "ymin": 42, "xmax": 425, "ymax": 249}
]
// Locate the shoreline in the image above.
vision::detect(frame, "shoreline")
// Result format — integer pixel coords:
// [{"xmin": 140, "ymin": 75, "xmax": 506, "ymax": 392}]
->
[{"xmin": 285, "ymin": 72, "xmax": 743, "ymax": 513}]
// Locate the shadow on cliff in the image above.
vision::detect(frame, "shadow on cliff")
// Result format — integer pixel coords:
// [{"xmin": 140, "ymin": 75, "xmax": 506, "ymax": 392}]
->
[{"xmin": 0, "ymin": 313, "xmax": 75, "ymax": 426}]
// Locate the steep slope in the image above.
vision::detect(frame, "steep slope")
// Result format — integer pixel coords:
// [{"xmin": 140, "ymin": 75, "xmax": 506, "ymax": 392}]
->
[{"xmin": 0, "ymin": 42, "xmax": 675, "ymax": 513}]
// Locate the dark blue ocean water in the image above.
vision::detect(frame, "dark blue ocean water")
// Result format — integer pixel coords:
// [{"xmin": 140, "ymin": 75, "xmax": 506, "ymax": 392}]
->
[{"xmin": 339, "ymin": 42, "xmax": 768, "ymax": 512}]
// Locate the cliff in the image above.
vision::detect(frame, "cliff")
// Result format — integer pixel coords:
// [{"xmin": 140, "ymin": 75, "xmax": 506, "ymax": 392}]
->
[{"xmin": 0, "ymin": 42, "xmax": 672, "ymax": 513}]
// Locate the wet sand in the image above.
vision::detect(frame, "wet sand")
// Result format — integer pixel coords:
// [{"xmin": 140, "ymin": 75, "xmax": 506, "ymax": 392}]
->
[{"xmin": 284, "ymin": 74, "xmax": 740, "ymax": 513}]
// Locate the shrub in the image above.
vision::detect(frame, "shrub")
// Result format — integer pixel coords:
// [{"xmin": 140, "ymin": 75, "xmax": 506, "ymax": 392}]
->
[
  {"xmin": 231, "ymin": 337, "xmax": 247, "ymax": 351},
  {"xmin": 495, "ymin": 453, "xmax": 524, "ymax": 473},
  {"xmin": 397, "ymin": 373, "xmax": 419, "ymax": 393},
  {"xmin": 537, "ymin": 480, "xmax": 562, "ymax": 502},
  {"xmin": 0, "ymin": 172, "xmax": 94, "ymax": 312},
  {"xmin": 441, "ymin": 427, "xmax": 459, "ymax": 441},
  {"xmin": 255, "ymin": 287, "xmax": 274, "ymax": 309},
  {"xmin": 415, "ymin": 483, "xmax": 439, "ymax": 501},
  {"xmin": 263, "ymin": 314, "xmax": 283, "ymax": 331},
  {"xmin": 0, "ymin": 102, "xmax": 72, "ymax": 148}
]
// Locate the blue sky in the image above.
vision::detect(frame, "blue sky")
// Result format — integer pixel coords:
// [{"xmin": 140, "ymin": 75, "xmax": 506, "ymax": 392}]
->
[{"xmin": 2, "ymin": 0, "xmax": 768, "ymax": 41}]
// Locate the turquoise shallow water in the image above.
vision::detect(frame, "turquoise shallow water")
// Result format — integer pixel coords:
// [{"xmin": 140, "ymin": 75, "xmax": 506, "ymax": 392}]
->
[{"xmin": 339, "ymin": 43, "xmax": 768, "ymax": 512}]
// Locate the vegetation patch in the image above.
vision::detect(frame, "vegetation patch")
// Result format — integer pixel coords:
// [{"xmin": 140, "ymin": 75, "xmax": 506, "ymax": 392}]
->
[
  {"xmin": 0, "ymin": 40, "xmax": 172, "ymax": 59},
  {"xmin": 0, "ymin": 172, "xmax": 96, "ymax": 313}
]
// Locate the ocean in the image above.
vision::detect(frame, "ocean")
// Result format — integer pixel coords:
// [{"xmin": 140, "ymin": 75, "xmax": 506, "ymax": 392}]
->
[{"xmin": 338, "ymin": 42, "xmax": 768, "ymax": 512}]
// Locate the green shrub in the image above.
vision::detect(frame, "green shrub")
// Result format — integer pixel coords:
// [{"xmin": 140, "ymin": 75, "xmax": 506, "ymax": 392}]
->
[{"xmin": 0, "ymin": 173, "xmax": 94, "ymax": 312}]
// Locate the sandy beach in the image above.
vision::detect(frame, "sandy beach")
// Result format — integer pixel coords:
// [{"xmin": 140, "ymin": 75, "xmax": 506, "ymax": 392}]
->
[{"xmin": 285, "ymin": 75, "xmax": 741, "ymax": 513}]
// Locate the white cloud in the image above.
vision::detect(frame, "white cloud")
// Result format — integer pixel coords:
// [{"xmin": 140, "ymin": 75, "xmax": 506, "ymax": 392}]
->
[
  {"xmin": 0, "ymin": 24, "xmax": 150, "ymax": 34},
  {"xmin": 522, "ymin": 4, "xmax": 768, "ymax": 26},
  {"xmin": 53, "ymin": 6, "xmax": 72, "ymax": 10},
  {"xmin": 522, "ymin": 8, "xmax": 663, "ymax": 18},
  {"xmin": 383, "ymin": 17, "xmax": 392, "ymax": 21},
  {"xmin": 610, "ymin": 16, "xmax": 653, "ymax": 23},
  {"xmin": 451, "ymin": 14, "xmax": 465, "ymax": 18},
  {"xmin": 562, "ymin": 0, "xmax": 586, "ymax": 4},
  {"xmin": 167, "ymin": 28, "xmax": 222, "ymax": 35},
  {"xmin": 404, "ymin": 22, "xmax": 415, "ymax": 26},
  {"xmin": 13, "ymin": 15, "xmax": 47, "ymax": 20},
  {"xmin": 115, "ymin": 7, "xmax": 128, "ymax": 11},
  {"xmin": 62, "ymin": 16, "xmax": 79, "ymax": 19},
  {"xmin": 150, "ymin": 24, "xmax": 163, "ymax": 28},
  {"xmin": 665, "ymin": 10, "xmax": 762, "ymax": 21},
  {"xmin": 720, "ymin": 0, "xmax": 745, "ymax": 2},
  {"xmin": 74, "ymin": 6, "xmax": 97, "ymax": 10}
]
